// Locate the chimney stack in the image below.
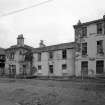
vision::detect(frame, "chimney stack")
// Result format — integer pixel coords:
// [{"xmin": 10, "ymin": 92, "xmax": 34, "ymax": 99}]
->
[
  {"xmin": 17, "ymin": 34, "xmax": 24, "ymax": 47},
  {"xmin": 39, "ymin": 40, "xmax": 46, "ymax": 48}
]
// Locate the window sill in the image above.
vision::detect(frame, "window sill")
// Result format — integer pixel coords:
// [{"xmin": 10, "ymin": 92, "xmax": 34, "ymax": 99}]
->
[
  {"xmin": 97, "ymin": 53, "xmax": 104, "ymax": 56},
  {"xmin": 81, "ymin": 54, "xmax": 88, "ymax": 57}
]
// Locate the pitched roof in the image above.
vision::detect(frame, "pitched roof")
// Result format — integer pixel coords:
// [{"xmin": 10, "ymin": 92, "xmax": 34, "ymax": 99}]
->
[
  {"xmin": 73, "ymin": 18, "xmax": 104, "ymax": 28},
  {"xmin": 0, "ymin": 47, "xmax": 5, "ymax": 55},
  {"xmin": 33, "ymin": 42, "xmax": 75, "ymax": 53},
  {"xmin": 5, "ymin": 44, "xmax": 34, "ymax": 51}
]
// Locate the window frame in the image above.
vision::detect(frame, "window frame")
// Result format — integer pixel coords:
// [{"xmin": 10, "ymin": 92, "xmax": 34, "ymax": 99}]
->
[
  {"xmin": 82, "ymin": 27, "xmax": 87, "ymax": 37},
  {"xmin": 97, "ymin": 40, "xmax": 104, "ymax": 54},
  {"xmin": 62, "ymin": 64, "xmax": 67, "ymax": 70},
  {"xmin": 49, "ymin": 65, "xmax": 53, "ymax": 74},
  {"xmin": 38, "ymin": 65, "xmax": 42, "ymax": 70},
  {"xmin": 62, "ymin": 49, "xmax": 67, "ymax": 59},
  {"xmin": 97, "ymin": 22, "xmax": 103, "ymax": 34},
  {"xmin": 49, "ymin": 51, "xmax": 53, "ymax": 59},
  {"xmin": 38, "ymin": 52, "xmax": 41, "ymax": 61},
  {"xmin": 82, "ymin": 43, "xmax": 87, "ymax": 56}
]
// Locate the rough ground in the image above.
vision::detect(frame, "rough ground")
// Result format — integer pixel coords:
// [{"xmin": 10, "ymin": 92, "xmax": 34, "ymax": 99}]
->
[{"xmin": 0, "ymin": 78, "xmax": 104, "ymax": 105}]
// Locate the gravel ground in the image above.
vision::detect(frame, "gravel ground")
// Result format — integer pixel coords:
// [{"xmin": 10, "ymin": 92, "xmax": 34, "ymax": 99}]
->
[{"xmin": 0, "ymin": 79, "xmax": 104, "ymax": 105}]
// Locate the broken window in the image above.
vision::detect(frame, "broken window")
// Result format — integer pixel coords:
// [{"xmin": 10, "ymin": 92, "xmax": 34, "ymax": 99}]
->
[
  {"xmin": 62, "ymin": 64, "xmax": 67, "ymax": 70},
  {"xmin": 62, "ymin": 49, "xmax": 67, "ymax": 59},
  {"xmin": 96, "ymin": 60, "xmax": 104, "ymax": 74},
  {"xmin": 49, "ymin": 65, "xmax": 53, "ymax": 74},
  {"xmin": 38, "ymin": 65, "xmax": 42, "ymax": 70},
  {"xmin": 49, "ymin": 51, "xmax": 53, "ymax": 59},
  {"xmin": 82, "ymin": 27, "xmax": 87, "ymax": 37},
  {"xmin": 82, "ymin": 43, "xmax": 87, "ymax": 56},
  {"xmin": 97, "ymin": 40, "xmax": 104, "ymax": 54},
  {"xmin": 97, "ymin": 23, "xmax": 103, "ymax": 34}
]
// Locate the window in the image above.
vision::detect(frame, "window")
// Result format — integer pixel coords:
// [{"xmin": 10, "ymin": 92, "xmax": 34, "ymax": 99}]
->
[
  {"xmin": 9, "ymin": 53, "xmax": 14, "ymax": 59},
  {"xmin": 96, "ymin": 60, "xmax": 104, "ymax": 74},
  {"xmin": 19, "ymin": 50, "xmax": 22, "ymax": 55},
  {"xmin": 62, "ymin": 49, "xmax": 67, "ymax": 59},
  {"xmin": 49, "ymin": 52, "xmax": 53, "ymax": 59},
  {"xmin": 49, "ymin": 65, "xmax": 53, "ymax": 74},
  {"xmin": 97, "ymin": 23, "xmax": 103, "ymax": 34},
  {"xmin": 23, "ymin": 65, "xmax": 26, "ymax": 75},
  {"xmin": 81, "ymin": 61, "xmax": 88, "ymax": 75},
  {"xmin": 38, "ymin": 65, "xmax": 42, "ymax": 70},
  {"xmin": 62, "ymin": 64, "xmax": 67, "ymax": 70},
  {"xmin": 82, "ymin": 27, "xmax": 87, "ymax": 37},
  {"xmin": 9, "ymin": 65, "xmax": 16, "ymax": 76},
  {"xmin": 82, "ymin": 43, "xmax": 87, "ymax": 56},
  {"xmin": 38, "ymin": 53, "xmax": 41, "ymax": 61},
  {"xmin": 97, "ymin": 40, "xmax": 104, "ymax": 54}
]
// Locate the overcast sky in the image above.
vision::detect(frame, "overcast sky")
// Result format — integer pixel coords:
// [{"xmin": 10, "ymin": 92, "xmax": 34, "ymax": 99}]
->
[{"xmin": 0, "ymin": 0, "xmax": 105, "ymax": 48}]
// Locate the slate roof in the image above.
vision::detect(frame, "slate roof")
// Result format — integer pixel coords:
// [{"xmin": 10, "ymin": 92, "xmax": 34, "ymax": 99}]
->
[{"xmin": 33, "ymin": 42, "xmax": 75, "ymax": 53}]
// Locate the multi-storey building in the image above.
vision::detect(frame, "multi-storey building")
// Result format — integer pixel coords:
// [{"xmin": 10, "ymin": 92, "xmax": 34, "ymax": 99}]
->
[
  {"xmin": 5, "ymin": 35, "xmax": 34, "ymax": 77},
  {"xmin": 0, "ymin": 48, "xmax": 5, "ymax": 76},
  {"xmin": 4, "ymin": 14, "xmax": 105, "ymax": 78},
  {"xmin": 74, "ymin": 15, "xmax": 105, "ymax": 77},
  {"xmin": 32, "ymin": 41, "xmax": 75, "ymax": 77}
]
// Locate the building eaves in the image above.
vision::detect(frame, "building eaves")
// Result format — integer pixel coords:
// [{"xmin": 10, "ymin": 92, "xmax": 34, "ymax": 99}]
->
[
  {"xmin": 73, "ymin": 18, "xmax": 104, "ymax": 29},
  {"xmin": 33, "ymin": 42, "xmax": 75, "ymax": 53},
  {"xmin": 5, "ymin": 44, "xmax": 34, "ymax": 51}
]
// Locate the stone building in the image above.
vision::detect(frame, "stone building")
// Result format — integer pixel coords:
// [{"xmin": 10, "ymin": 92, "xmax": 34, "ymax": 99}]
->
[
  {"xmin": 32, "ymin": 41, "xmax": 75, "ymax": 77},
  {"xmin": 74, "ymin": 15, "xmax": 105, "ymax": 77},
  {"xmin": 5, "ymin": 35, "xmax": 34, "ymax": 77},
  {"xmin": 0, "ymin": 48, "xmax": 5, "ymax": 76}
]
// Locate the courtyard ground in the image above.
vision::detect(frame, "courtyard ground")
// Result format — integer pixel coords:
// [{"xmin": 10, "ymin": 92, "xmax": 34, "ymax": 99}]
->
[{"xmin": 0, "ymin": 78, "xmax": 104, "ymax": 105}]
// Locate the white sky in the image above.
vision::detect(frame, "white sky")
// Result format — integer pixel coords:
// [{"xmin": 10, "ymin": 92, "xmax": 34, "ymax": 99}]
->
[{"xmin": 0, "ymin": 0, "xmax": 105, "ymax": 48}]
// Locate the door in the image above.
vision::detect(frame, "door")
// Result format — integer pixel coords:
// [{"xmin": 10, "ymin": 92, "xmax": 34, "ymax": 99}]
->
[
  {"xmin": 23, "ymin": 65, "xmax": 27, "ymax": 76},
  {"xmin": 81, "ymin": 61, "xmax": 88, "ymax": 76}
]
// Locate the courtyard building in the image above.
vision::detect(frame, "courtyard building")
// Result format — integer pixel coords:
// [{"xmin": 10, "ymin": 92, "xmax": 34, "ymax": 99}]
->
[{"xmin": 74, "ymin": 15, "xmax": 105, "ymax": 77}]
